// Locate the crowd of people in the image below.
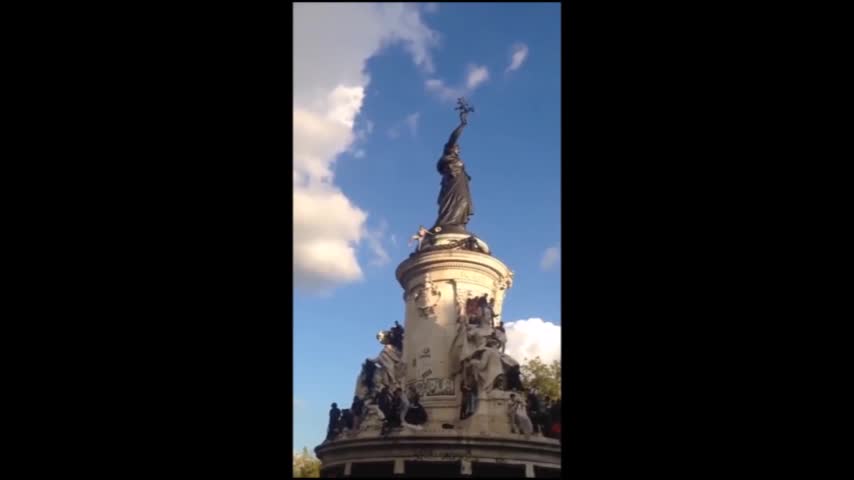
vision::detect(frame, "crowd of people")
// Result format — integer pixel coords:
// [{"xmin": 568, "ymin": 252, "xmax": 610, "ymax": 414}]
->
[
  {"xmin": 327, "ymin": 390, "xmax": 560, "ymax": 442},
  {"xmin": 325, "ymin": 386, "xmax": 428, "ymax": 441},
  {"xmin": 525, "ymin": 388, "xmax": 562, "ymax": 439}
]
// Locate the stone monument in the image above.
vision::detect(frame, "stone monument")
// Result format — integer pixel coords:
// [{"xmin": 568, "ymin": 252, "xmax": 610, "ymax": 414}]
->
[{"xmin": 314, "ymin": 99, "xmax": 561, "ymax": 478}]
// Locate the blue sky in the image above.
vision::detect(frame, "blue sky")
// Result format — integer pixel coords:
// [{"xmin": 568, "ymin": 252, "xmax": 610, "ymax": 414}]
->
[{"xmin": 294, "ymin": 2, "xmax": 561, "ymax": 453}]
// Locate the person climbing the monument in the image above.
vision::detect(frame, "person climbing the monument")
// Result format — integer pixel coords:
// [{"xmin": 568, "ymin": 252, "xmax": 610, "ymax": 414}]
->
[
  {"xmin": 459, "ymin": 356, "xmax": 479, "ymax": 419},
  {"xmin": 409, "ymin": 225, "xmax": 434, "ymax": 252},
  {"xmin": 466, "ymin": 297, "xmax": 483, "ymax": 326},
  {"xmin": 397, "ymin": 386, "xmax": 412, "ymax": 429},
  {"xmin": 486, "ymin": 297, "xmax": 499, "ymax": 326},
  {"xmin": 378, "ymin": 387, "xmax": 394, "ymax": 435},
  {"xmin": 377, "ymin": 386, "xmax": 391, "ymax": 418},
  {"xmin": 326, "ymin": 402, "xmax": 341, "ymax": 441},
  {"xmin": 477, "ymin": 295, "xmax": 493, "ymax": 327},
  {"xmin": 390, "ymin": 388, "xmax": 404, "ymax": 429},
  {"xmin": 505, "ymin": 364, "xmax": 524, "ymax": 391},
  {"xmin": 350, "ymin": 395, "xmax": 364, "ymax": 431},
  {"xmin": 390, "ymin": 321, "xmax": 404, "ymax": 352},
  {"xmin": 340, "ymin": 408, "xmax": 354, "ymax": 432}
]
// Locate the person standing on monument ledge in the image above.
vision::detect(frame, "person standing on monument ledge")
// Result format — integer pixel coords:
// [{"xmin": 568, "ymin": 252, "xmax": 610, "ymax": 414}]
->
[
  {"xmin": 350, "ymin": 395, "xmax": 364, "ymax": 431},
  {"xmin": 326, "ymin": 403, "xmax": 340, "ymax": 441}
]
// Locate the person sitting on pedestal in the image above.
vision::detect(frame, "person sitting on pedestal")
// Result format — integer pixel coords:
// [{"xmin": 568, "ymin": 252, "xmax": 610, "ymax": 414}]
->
[
  {"xmin": 397, "ymin": 387, "xmax": 425, "ymax": 431},
  {"xmin": 404, "ymin": 389, "xmax": 428, "ymax": 426},
  {"xmin": 408, "ymin": 225, "xmax": 433, "ymax": 252}
]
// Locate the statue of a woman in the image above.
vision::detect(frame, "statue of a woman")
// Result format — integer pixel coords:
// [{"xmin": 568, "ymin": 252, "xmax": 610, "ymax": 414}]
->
[{"xmin": 432, "ymin": 99, "xmax": 474, "ymax": 233}]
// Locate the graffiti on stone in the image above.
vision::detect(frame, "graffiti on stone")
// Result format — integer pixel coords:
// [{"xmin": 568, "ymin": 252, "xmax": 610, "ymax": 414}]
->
[
  {"xmin": 412, "ymin": 449, "xmax": 462, "ymax": 461},
  {"xmin": 409, "ymin": 377, "xmax": 455, "ymax": 397}
]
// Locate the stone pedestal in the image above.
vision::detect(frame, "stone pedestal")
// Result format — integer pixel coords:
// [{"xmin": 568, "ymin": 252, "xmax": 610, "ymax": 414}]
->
[
  {"xmin": 316, "ymin": 433, "xmax": 560, "ymax": 477},
  {"xmin": 315, "ymin": 235, "xmax": 561, "ymax": 477},
  {"xmin": 396, "ymin": 239, "xmax": 512, "ymax": 430}
]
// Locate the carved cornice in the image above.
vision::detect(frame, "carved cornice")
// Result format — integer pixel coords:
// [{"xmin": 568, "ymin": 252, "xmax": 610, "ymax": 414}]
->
[
  {"xmin": 396, "ymin": 251, "xmax": 512, "ymax": 291},
  {"xmin": 315, "ymin": 434, "xmax": 561, "ymax": 466}
]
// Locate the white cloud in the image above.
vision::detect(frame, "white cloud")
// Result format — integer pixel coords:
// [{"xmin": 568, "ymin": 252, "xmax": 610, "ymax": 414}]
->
[
  {"xmin": 540, "ymin": 244, "xmax": 561, "ymax": 271},
  {"xmin": 426, "ymin": 64, "xmax": 490, "ymax": 102},
  {"xmin": 376, "ymin": 3, "xmax": 441, "ymax": 73},
  {"xmin": 405, "ymin": 112, "xmax": 420, "ymax": 136},
  {"xmin": 294, "ymin": 186, "xmax": 366, "ymax": 290},
  {"xmin": 423, "ymin": 3, "xmax": 439, "ymax": 13},
  {"xmin": 355, "ymin": 119, "xmax": 374, "ymax": 142},
  {"xmin": 364, "ymin": 220, "xmax": 391, "ymax": 267},
  {"xmin": 504, "ymin": 318, "xmax": 561, "ymax": 366},
  {"xmin": 425, "ymin": 78, "xmax": 463, "ymax": 102},
  {"xmin": 506, "ymin": 43, "xmax": 529, "ymax": 72},
  {"xmin": 294, "ymin": 3, "xmax": 439, "ymax": 292},
  {"xmin": 466, "ymin": 65, "xmax": 490, "ymax": 89},
  {"xmin": 353, "ymin": 149, "xmax": 366, "ymax": 158}
]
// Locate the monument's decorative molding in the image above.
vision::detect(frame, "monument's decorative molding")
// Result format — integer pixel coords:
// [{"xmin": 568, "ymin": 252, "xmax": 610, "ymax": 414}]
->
[{"xmin": 411, "ymin": 274, "xmax": 441, "ymax": 317}]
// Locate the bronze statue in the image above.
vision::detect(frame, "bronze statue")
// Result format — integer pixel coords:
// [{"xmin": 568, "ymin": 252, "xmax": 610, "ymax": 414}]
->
[{"xmin": 432, "ymin": 98, "xmax": 475, "ymax": 234}]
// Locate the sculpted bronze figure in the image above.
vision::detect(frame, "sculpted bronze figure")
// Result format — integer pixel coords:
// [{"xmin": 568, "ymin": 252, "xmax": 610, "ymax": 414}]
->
[{"xmin": 432, "ymin": 98, "xmax": 475, "ymax": 234}]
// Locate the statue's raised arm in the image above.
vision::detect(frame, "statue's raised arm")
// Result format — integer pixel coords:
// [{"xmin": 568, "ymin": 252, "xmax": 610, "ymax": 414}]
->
[{"xmin": 445, "ymin": 98, "xmax": 475, "ymax": 150}]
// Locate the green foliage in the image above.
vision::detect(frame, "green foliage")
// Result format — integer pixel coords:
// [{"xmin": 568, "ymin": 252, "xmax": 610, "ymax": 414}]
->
[
  {"xmin": 520, "ymin": 356, "xmax": 561, "ymax": 400},
  {"xmin": 293, "ymin": 447, "xmax": 321, "ymax": 478}
]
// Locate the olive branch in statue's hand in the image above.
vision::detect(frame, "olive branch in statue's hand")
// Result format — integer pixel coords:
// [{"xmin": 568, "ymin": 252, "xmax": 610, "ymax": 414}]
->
[{"xmin": 455, "ymin": 97, "xmax": 475, "ymax": 124}]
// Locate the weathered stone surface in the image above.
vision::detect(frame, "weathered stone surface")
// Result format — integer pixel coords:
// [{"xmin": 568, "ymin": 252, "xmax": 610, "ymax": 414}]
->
[
  {"xmin": 396, "ymin": 245, "xmax": 513, "ymax": 427},
  {"xmin": 315, "ymin": 434, "xmax": 561, "ymax": 476}
]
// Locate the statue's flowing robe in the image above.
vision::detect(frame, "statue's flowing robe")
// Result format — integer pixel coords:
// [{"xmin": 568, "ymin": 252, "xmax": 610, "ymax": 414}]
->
[
  {"xmin": 377, "ymin": 345, "xmax": 401, "ymax": 388},
  {"xmin": 434, "ymin": 155, "xmax": 473, "ymax": 230},
  {"xmin": 450, "ymin": 321, "xmax": 489, "ymax": 377},
  {"xmin": 450, "ymin": 321, "xmax": 518, "ymax": 394},
  {"xmin": 470, "ymin": 348, "xmax": 505, "ymax": 394}
]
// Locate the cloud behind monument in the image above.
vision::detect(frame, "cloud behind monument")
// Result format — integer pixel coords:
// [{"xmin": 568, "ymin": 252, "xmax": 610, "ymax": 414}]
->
[
  {"xmin": 293, "ymin": 3, "xmax": 439, "ymax": 292},
  {"xmin": 504, "ymin": 317, "xmax": 561, "ymax": 365},
  {"xmin": 506, "ymin": 43, "xmax": 529, "ymax": 72},
  {"xmin": 425, "ymin": 64, "xmax": 490, "ymax": 102}
]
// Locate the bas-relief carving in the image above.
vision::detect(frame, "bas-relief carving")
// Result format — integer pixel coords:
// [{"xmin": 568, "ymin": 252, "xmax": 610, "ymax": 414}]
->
[{"xmin": 411, "ymin": 274, "xmax": 441, "ymax": 318}]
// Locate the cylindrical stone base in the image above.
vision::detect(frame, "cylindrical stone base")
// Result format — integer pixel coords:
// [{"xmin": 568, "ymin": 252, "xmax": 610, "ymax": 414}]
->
[{"xmin": 395, "ymin": 245, "xmax": 513, "ymax": 430}]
